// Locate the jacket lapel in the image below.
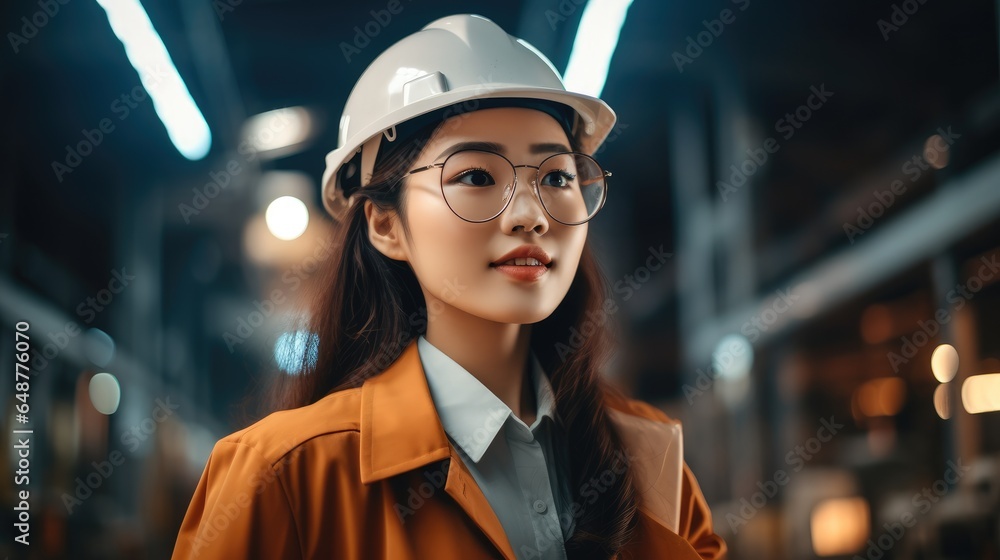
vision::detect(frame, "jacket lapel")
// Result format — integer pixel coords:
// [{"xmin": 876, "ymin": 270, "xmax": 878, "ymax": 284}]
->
[
  {"xmin": 359, "ymin": 338, "xmax": 688, "ymax": 559},
  {"xmin": 443, "ymin": 448, "xmax": 518, "ymax": 559},
  {"xmin": 360, "ymin": 339, "xmax": 517, "ymax": 560},
  {"xmin": 606, "ymin": 407, "xmax": 683, "ymax": 534}
]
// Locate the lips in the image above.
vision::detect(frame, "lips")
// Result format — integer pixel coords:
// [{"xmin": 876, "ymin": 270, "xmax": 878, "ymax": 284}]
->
[
  {"xmin": 489, "ymin": 245, "xmax": 553, "ymax": 268},
  {"xmin": 494, "ymin": 257, "xmax": 547, "ymax": 266}
]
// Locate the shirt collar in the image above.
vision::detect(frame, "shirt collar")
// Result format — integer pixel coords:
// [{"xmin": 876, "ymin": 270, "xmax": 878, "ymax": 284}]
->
[{"xmin": 417, "ymin": 334, "xmax": 557, "ymax": 463}]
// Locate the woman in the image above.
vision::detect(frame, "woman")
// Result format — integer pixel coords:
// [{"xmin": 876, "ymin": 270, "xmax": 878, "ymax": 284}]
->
[{"xmin": 172, "ymin": 13, "xmax": 726, "ymax": 560}]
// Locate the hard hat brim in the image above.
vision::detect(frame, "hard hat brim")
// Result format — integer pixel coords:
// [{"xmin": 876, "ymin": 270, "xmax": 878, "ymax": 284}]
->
[{"xmin": 320, "ymin": 86, "xmax": 616, "ymax": 219}]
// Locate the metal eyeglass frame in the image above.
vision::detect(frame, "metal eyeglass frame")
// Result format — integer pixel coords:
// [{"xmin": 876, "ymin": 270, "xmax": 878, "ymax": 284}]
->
[{"xmin": 403, "ymin": 149, "xmax": 612, "ymax": 226}]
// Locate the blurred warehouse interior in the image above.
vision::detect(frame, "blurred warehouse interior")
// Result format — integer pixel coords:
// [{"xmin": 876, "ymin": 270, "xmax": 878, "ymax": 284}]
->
[{"xmin": 1, "ymin": 0, "xmax": 999, "ymax": 558}]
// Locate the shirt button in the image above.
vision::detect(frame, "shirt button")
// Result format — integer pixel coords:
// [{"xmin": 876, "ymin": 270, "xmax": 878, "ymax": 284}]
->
[{"xmin": 533, "ymin": 500, "xmax": 548, "ymax": 514}]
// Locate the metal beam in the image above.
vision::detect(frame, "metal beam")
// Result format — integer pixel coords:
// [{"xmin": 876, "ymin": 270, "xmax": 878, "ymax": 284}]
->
[
  {"xmin": 0, "ymin": 274, "xmax": 228, "ymax": 437},
  {"xmin": 690, "ymin": 150, "xmax": 1000, "ymax": 359}
]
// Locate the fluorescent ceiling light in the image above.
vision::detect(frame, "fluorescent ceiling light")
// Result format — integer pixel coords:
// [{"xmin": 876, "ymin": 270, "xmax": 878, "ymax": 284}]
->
[
  {"xmin": 562, "ymin": 0, "xmax": 634, "ymax": 97},
  {"xmin": 95, "ymin": 0, "xmax": 212, "ymax": 160},
  {"xmin": 265, "ymin": 195, "xmax": 310, "ymax": 241},
  {"xmin": 242, "ymin": 107, "xmax": 314, "ymax": 159}
]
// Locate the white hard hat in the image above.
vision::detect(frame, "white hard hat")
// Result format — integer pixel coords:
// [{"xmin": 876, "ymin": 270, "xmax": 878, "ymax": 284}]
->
[{"xmin": 320, "ymin": 13, "xmax": 617, "ymax": 220}]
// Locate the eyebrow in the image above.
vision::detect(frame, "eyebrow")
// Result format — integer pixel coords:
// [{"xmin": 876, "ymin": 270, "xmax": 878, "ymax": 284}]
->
[{"xmin": 435, "ymin": 141, "xmax": 571, "ymax": 161}]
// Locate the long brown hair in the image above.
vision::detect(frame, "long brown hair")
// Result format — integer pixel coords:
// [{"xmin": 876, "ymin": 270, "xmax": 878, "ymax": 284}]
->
[{"xmin": 261, "ymin": 113, "xmax": 641, "ymax": 558}]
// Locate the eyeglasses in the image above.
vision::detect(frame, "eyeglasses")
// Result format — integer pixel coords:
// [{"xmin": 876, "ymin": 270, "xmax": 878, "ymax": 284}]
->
[{"xmin": 404, "ymin": 149, "xmax": 611, "ymax": 225}]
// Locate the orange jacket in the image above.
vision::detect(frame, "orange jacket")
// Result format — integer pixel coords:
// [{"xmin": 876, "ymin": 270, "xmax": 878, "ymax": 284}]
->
[{"xmin": 172, "ymin": 338, "xmax": 727, "ymax": 559}]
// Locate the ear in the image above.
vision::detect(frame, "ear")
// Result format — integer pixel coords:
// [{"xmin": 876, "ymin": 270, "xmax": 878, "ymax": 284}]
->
[{"xmin": 364, "ymin": 199, "xmax": 408, "ymax": 262}]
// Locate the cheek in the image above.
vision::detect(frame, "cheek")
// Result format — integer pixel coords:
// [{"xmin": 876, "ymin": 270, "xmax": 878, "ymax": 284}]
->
[
  {"xmin": 554, "ymin": 222, "xmax": 587, "ymax": 265},
  {"xmin": 555, "ymin": 228, "xmax": 588, "ymax": 284},
  {"xmin": 405, "ymin": 191, "xmax": 491, "ymax": 294},
  {"xmin": 402, "ymin": 186, "xmax": 589, "ymax": 323}
]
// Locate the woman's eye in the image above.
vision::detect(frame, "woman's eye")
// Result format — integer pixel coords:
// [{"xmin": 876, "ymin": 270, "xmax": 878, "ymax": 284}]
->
[
  {"xmin": 541, "ymin": 171, "xmax": 575, "ymax": 188},
  {"xmin": 455, "ymin": 169, "xmax": 495, "ymax": 186}
]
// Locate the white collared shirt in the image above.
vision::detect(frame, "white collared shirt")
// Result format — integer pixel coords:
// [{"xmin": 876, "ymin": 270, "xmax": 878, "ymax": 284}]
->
[{"xmin": 417, "ymin": 335, "xmax": 574, "ymax": 560}]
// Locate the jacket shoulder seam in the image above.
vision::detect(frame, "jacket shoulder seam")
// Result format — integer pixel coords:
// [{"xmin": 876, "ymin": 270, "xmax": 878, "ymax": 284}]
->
[
  {"xmin": 604, "ymin": 389, "xmax": 680, "ymax": 425},
  {"xmin": 275, "ymin": 463, "xmax": 306, "ymax": 559},
  {"xmin": 211, "ymin": 439, "xmax": 306, "ymax": 557},
  {"xmin": 220, "ymin": 389, "xmax": 364, "ymax": 465},
  {"xmin": 226, "ymin": 425, "xmax": 361, "ymax": 466}
]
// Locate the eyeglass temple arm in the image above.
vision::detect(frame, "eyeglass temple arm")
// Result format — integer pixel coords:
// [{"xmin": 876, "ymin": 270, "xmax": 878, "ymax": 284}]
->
[{"xmin": 407, "ymin": 163, "xmax": 444, "ymax": 175}]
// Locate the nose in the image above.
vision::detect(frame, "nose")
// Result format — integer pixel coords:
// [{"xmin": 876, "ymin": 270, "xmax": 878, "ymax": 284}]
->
[{"xmin": 498, "ymin": 165, "xmax": 549, "ymax": 234}]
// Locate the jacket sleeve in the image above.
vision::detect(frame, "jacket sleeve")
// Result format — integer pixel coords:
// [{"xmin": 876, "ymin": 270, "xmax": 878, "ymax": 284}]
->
[
  {"xmin": 171, "ymin": 439, "xmax": 304, "ymax": 559},
  {"xmin": 677, "ymin": 462, "xmax": 728, "ymax": 559}
]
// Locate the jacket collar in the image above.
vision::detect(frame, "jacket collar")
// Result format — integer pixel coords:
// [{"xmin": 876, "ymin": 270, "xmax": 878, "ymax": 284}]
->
[
  {"xmin": 358, "ymin": 337, "xmax": 686, "ymax": 559},
  {"xmin": 359, "ymin": 338, "xmax": 453, "ymax": 483},
  {"xmin": 416, "ymin": 334, "xmax": 557, "ymax": 463},
  {"xmin": 360, "ymin": 337, "xmax": 518, "ymax": 559}
]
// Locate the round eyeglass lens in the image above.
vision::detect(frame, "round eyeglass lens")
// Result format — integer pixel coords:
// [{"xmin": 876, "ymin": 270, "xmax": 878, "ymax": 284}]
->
[
  {"xmin": 440, "ymin": 150, "xmax": 606, "ymax": 223},
  {"xmin": 440, "ymin": 150, "xmax": 515, "ymax": 222},
  {"xmin": 536, "ymin": 152, "xmax": 606, "ymax": 224}
]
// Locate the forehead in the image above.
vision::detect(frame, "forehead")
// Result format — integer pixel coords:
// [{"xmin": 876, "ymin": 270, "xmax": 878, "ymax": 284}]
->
[{"xmin": 423, "ymin": 106, "xmax": 571, "ymax": 158}]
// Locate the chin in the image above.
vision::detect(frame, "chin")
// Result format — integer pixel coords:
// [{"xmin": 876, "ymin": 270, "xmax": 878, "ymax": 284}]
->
[
  {"xmin": 469, "ymin": 295, "xmax": 563, "ymax": 325},
  {"xmin": 502, "ymin": 309, "xmax": 556, "ymax": 325}
]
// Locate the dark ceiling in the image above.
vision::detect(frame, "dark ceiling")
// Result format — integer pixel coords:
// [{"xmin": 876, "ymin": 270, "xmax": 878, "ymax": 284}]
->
[
  {"xmin": 6, "ymin": 0, "xmax": 995, "ymax": 277},
  {"xmin": 2, "ymin": 0, "xmax": 997, "ymax": 406}
]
